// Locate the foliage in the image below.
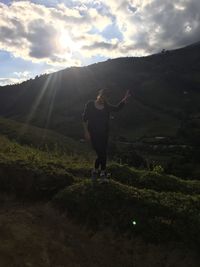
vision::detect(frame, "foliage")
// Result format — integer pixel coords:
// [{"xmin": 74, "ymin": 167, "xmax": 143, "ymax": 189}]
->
[
  {"xmin": 108, "ymin": 163, "xmax": 200, "ymax": 195},
  {"xmin": 0, "ymin": 43, "xmax": 200, "ymax": 141},
  {"xmin": 0, "ymin": 116, "xmax": 90, "ymax": 155},
  {"xmin": 0, "ymin": 135, "xmax": 76, "ymax": 199},
  {"xmin": 152, "ymin": 164, "xmax": 164, "ymax": 174},
  {"xmin": 53, "ymin": 180, "xmax": 200, "ymax": 246},
  {"xmin": 1, "ymin": 134, "xmax": 200, "ymax": 249}
]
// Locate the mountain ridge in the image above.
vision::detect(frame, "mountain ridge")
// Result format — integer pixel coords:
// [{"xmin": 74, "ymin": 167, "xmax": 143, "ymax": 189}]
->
[{"xmin": 0, "ymin": 41, "xmax": 200, "ymax": 142}]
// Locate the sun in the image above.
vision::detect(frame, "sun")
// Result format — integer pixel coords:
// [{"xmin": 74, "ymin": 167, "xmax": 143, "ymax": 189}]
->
[
  {"xmin": 59, "ymin": 32, "xmax": 72, "ymax": 49},
  {"xmin": 57, "ymin": 31, "xmax": 79, "ymax": 55}
]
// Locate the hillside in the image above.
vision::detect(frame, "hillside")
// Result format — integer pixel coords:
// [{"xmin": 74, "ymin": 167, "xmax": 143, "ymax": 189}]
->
[
  {"xmin": 1, "ymin": 202, "xmax": 199, "ymax": 267},
  {"xmin": 0, "ymin": 42, "xmax": 200, "ymax": 141},
  {"xmin": 0, "ymin": 134, "xmax": 199, "ymax": 266},
  {"xmin": 0, "ymin": 42, "xmax": 200, "ymax": 265},
  {"xmin": 0, "ymin": 116, "xmax": 90, "ymax": 156}
]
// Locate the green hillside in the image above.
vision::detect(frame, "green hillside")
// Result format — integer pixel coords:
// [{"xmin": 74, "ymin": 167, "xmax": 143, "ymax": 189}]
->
[
  {"xmin": 1, "ymin": 201, "xmax": 198, "ymax": 267},
  {"xmin": 0, "ymin": 42, "xmax": 200, "ymax": 265},
  {"xmin": 0, "ymin": 135, "xmax": 199, "ymax": 251},
  {"xmin": 0, "ymin": 43, "xmax": 200, "ymax": 179},
  {"xmin": 0, "ymin": 116, "xmax": 91, "ymax": 156},
  {"xmin": 0, "ymin": 42, "xmax": 200, "ymax": 141}
]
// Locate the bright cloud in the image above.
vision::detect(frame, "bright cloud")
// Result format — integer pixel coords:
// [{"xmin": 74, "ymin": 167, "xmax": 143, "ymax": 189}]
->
[
  {"xmin": 13, "ymin": 71, "xmax": 31, "ymax": 78},
  {"xmin": 0, "ymin": 1, "xmax": 112, "ymax": 66},
  {"xmin": 0, "ymin": 77, "xmax": 27, "ymax": 86},
  {"xmin": 0, "ymin": 0, "xmax": 200, "ymax": 74},
  {"xmin": 0, "ymin": 70, "xmax": 32, "ymax": 86}
]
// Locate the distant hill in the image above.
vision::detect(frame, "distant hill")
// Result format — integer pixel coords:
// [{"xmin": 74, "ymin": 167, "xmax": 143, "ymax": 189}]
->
[
  {"xmin": 0, "ymin": 116, "xmax": 91, "ymax": 159},
  {"xmin": 0, "ymin": 42, "xmax": 200, "ymax": 141}
]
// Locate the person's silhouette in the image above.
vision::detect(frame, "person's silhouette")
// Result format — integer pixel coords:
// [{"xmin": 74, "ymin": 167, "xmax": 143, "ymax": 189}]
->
[{"xmin": 82, "ymin": 89, "xmax": 131, "ymax": 180}]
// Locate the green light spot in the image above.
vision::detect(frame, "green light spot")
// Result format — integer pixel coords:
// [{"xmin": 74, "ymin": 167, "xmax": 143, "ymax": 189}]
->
[{"xmin": 132, "ymin": 220, "xmax": 137, "ymax": 225}]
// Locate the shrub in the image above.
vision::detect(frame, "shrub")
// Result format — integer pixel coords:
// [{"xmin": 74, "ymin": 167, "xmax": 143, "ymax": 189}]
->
[
  {"xmin": 53, "ymin": 180, "xmax": 200, "ymax": 247},
  {"xmin": 108, "ymin": 163, "xmax": 200, "ymax": 195},
  {"xmin": 0, "ymin": 161, "xmax": 74, "ymax": 200}
]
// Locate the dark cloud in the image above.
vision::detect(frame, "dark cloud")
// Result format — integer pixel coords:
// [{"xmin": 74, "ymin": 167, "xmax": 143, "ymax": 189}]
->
[
  {"xmin": 0, "ymin": 18, "xmax": 25, "ymax": 45},
  {"xmin": 142, "ymin": 0, "xmax": 200, "ymax": 51},
  {"xmin": 0, "ymin": 0, "xmax": 200, "ymax": 66},
  {"xmin": 127, "ymin": 4, "xmax": 137, "ymax": 14},
  {"xmin": 82, "ymin": 41, "xmax": 118, "ymax": 50},
  {"xmin": 27, "ymin": 20, "xmax": 57, "ymax": 58}
]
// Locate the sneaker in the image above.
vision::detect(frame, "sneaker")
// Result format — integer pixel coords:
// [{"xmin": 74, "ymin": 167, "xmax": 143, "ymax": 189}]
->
[
  {"xmin": 100, "ymin": 171, "xmax": 111, "ymax": 178},
  {"xmin": 106, "ymin": 172, "xmax": 111, "ymax": 179},
  {"xmin": 99, "ymin": 171, "xmax": 109, "ymax": 182},
  {"xmin": 91, "ymin": 169, "xmax": 98, "ymax": 180}
]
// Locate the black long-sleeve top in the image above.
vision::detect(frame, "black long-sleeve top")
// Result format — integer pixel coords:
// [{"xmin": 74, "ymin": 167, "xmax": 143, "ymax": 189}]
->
[{"xmin": 82, "ymin": 100, "xmax": 125, "ymax": 135}]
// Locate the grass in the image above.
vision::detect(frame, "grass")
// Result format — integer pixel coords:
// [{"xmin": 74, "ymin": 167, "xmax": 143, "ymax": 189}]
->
[
  {"xmin": 0, "ymin": 135, "xmax": 76, "ymax": 199},
  {"xmin": 0, "ymin": 116, "xmax": 91, "ymax": 156},
  {"xmin": 53, "ymin": 179, "xmax": 200, "ymax": 246},
  {"xmin": 108, "ymin": 163, "xmax": 200, "ymax": 195},
  {"xmin": 0, "ymin": 198, "xmax": 198, "ymax": 267},
  {"xmin": 0, "ymin": 133, "xmax": 200, "ymax": 249}
]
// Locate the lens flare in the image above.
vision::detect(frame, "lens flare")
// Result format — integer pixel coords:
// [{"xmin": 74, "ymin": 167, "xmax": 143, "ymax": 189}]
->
[{"xmin": 57, "ymin": 30, "xmax": 80, "ymax": 55}]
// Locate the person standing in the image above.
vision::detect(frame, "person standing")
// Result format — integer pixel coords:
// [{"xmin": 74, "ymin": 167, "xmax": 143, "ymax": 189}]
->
[{"xmin": 82, "ymin": 89, "xmax": 131, "ymax": 180}]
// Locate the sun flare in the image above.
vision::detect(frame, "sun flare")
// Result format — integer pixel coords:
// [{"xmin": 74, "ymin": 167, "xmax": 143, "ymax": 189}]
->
[{"xmin": 57, "ymin": 31, "xmax": 80, "ymax": 55}]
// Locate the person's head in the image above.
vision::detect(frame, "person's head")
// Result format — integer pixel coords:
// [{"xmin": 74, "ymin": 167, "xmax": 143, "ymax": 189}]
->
[{"xmin": 96, "ymin": 89, "xmax": 110, "ymax": 104}]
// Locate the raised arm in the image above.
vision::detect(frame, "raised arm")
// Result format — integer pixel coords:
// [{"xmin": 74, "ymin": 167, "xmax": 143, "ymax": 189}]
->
[
  {"xmin": 107, "ymin": 100, "xmax": 126, "ymax": 112},
  {"xmin": 107, "ymin": 90, "xmax": 131, "ymax": 112}
]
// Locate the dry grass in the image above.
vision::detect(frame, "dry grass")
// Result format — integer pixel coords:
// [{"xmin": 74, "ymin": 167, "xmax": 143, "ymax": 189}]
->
[{"xmin": 0, "ymin": 195, "xmax": 199, "ymax": 267}]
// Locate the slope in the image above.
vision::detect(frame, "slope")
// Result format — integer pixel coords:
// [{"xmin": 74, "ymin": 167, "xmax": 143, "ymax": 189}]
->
[{"xmin": 0, "ymin": 42, "xmax": 200, "ymax": 140}]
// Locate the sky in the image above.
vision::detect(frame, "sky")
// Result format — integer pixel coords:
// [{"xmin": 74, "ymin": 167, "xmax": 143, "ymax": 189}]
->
[{"xmin": 0, "ymin": 0, "xmax": 200, "ymax": 86}]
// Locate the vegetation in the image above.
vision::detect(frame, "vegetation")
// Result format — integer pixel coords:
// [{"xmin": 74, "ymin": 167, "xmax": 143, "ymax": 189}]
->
[
  {"xmin": 0, "ymin": 43, "xmax": 200, "ymax": 179},
  {"xmin": 53, "ymin": 180, "xmax": 200, "ymax": 246},
  {"xmin": 0, "ymin": 116, "xmax": 90, "ymax": 155},
  {"xmin": 0, "ymin": 42, "xmax": 200, "ymax": 141},
  {"xmin": 108, "ymin": 163, "xmax": 200, "ymax": 195},
  {"xmin": 0, "ymin": 134, "xmax": 199, "ymax": 251},
  {"xmin": 1, "ymin": 200, "xmax": 198, "ymax": 267},
  {"xmin": 0, "ymin": 42, "xmax": 200, "ymax": 265}
]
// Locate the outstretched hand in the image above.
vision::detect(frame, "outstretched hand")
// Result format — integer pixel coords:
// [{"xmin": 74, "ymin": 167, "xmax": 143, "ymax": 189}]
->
[{"xmin": 122, "ymin": 90, "xmax": 132, "ymax": 103}]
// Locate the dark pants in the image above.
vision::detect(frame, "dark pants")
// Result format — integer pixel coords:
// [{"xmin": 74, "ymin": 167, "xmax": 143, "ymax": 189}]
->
[{"xmin": 90, "ymin": 132, "xmax": 109, "ymax": 170}]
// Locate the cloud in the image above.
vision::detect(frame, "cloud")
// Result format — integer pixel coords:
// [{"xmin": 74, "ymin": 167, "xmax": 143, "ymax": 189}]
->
[
  {"xmin": 103, "ymin": 0, "xmax": 200, "ymax": 53},
  {"xmin": 0, "ymin": 70, "xmax": 33, "ymax": 86},
  {"xmin": 83, "ymin": 41, "xmax": 117, "ymax": 50},
  {"xmin": 13, "ymin": 71, "xmax": 31, "ymax": 78},
  {"xmin": 27, "ymin": 20, "xmax": 59, "ymax": 59},
  {"xmin": 0, "ymin": 77, "xmax": 26, "ymax": 86},
  {"xmin": 0, "ymin": 1, "xmax": 112, "ymax": 66},
  {"xmin": 0, "ymin": 0, "xmax": 200, "ymax": 69}
]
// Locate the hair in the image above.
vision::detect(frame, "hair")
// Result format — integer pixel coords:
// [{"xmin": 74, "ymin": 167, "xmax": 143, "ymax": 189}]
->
[
  {"xmin": 97, "ymin": 89, "xmax": 110, "ymax": 97},
  {"xmin": 96, "ymin": 89, "xmax": 110, "ymax": 105}
]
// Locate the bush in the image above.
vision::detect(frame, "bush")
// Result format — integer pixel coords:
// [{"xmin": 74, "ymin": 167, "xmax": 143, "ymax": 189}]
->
[
  {"xmin": 53, "ymin": 180, "xmax": 200, "ymax": 247},
  {"xmin": 108, "ymin": 163, "xmax": 142, "ymax": 185},
  {"xmin": 0, "ymin": 161, "xmax": 74, "ymax": 200},
  {"xmin": 108, "ymin": 163, "xmax": 200, "ymax": 195}
]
